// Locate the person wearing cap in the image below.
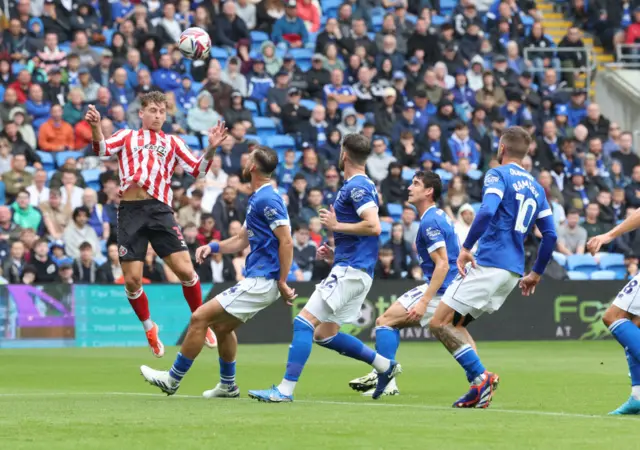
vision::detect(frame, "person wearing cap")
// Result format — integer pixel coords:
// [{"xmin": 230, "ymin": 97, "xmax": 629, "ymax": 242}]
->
[
  {"xmin": 224, "ymin": 91, "xmax": 255, "ymax": 133},
  {"xmin": 281, "ymin": 86, "xmax": 312, "ymax": 134},
  {"xmin": 442, "ymin": 41, "xmax": 465, "ymax": 76},
  {"xmin": 500, "ymin": 89, "xmax": 531, "ymax": 127},
  {"xmin": 391, "ymin": 101, "xmax": 421, "ymax": 143},
  {"xmin": 567, "ymin": 89, "xmax": 587, "ymax": 128},
  {"xmin": 373, "ymin": 86, "xmax": 400, "ymax": 138},
  {"xmin": 492, "ymin": 53, "xmax": 519, "ymax": 89},
  {"xmin": 246, "ymin": 55, "xmax": 274, "ymax": 103},
  {"xmin": 267, "ymin": 70, "xmax": 290, "ymax": 117},
  {"xmin": 305, "ymin": 53, "xmax": 331, "ymax": 101},
  {"xmin": 76, "ymin": 67, "xmax": 99, "ymax": 103},
  {"xmin": 453, "ymin": 2, "xmax": 483, "ymax": 38},
  {"xmin": 272, "ymin": 0, "xmax": 308, "ymax": 48},
  {"xmin": 407, "ymin": 18, "xmax": 441, "ymax": 68},
  {"xmin": 564, "ymin": 166, "xmax": 598, "ymax": 213},
  {"xmin": 281, "ymin": 53, "xmax": 308, "ymax": 93},
  {"xmin": 323, "ymin": 69, "xmax": 356, "ymax": 110},
  {"xmin": 403, "ymin": 56, "xmax": 423, "ymax": 98},
  {"xmin": 517, "ymin": 70, "xmax": 541, "ymax": 109},
  {"xmin": 89, "ymin": 49, "xmax": 115, "ymax": 87},
  {"xmin": 430, "ymin": 98, "xmax": 459, "ymax": 138},
  {"xmin": 44, "ymin": 66, "xmax": 67, "ymax": 105}
]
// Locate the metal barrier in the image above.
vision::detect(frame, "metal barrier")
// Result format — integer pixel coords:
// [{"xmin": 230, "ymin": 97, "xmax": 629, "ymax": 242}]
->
[
  {"xmin": 523, "ymin": 47, "xmax": 598, "ymax": 98},
  {"xmin": 607, "ymin": 44, "xmax": 640, "ymax": 69}
]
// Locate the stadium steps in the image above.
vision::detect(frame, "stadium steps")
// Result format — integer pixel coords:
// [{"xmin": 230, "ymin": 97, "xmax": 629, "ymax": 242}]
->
[{"xmin": 539, "ymin": 0, "xmax": 613, "ymax": 99}]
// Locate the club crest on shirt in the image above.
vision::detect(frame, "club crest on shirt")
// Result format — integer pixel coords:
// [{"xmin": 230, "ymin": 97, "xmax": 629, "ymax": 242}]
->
[
  {"xmin": 426, "ymin": 227, "xmax": 441, "ymax": 239},
  {"xmin": 484, "ymin": 174, "xmax": 499, "ymax": 186},
  {"xmin": 264, "ymin": 206, "xmax": 277, "ymax": 221},
  {"xmin": 350, "ymin": 188, "xmax": 366, "ymax": 202}
]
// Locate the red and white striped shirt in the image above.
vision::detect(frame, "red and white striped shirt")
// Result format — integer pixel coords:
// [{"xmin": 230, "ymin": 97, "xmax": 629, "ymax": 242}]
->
[{"xmin": 93, "ymin": 129, "xmax": 212, "ymax": 206}]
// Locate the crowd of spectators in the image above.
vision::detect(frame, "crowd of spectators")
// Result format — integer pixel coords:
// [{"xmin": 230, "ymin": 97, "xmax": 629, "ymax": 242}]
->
[{"xmin": 0, "ymin": 0, "xmax": 637, "ymax": 286}]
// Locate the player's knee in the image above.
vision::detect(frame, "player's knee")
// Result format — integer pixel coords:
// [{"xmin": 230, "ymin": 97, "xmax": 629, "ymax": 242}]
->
[
  {"xmin": 376, "ymin": 315, "xmax": 391, "ymax": 328},
  {"xmin": 603, "ymin": 306, "xmax": 626, "ymax": 327},
  {"xmin": 124, "ymin": 273, "xmax": 142, "ymax": 292},
  {"xmin": 176, "ymin": 267, "xmax": 197, "ymax": 282},
  {"xmin": 189, "ymin": 307, "xmax": 209, "ymax": 329},
  {"xmin": 212, "ymin": 322, "xmax": 233, "ymax": 336}
]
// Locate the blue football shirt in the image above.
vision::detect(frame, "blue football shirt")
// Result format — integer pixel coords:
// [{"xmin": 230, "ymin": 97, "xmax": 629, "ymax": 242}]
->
[
  {"xmin": 333, "ymin": 174, "xmax": 380, "ymax": 277},
  {"xmin": 416, "ymin": 205, "xmax": 460, "ymax": 295},
  {"xmin": 244, "ymin": 183, "xmax": 291, "ymax": 280},
  {"xmin": 475, "ymin": 163, "xmax": 552, "ymax": 275}
]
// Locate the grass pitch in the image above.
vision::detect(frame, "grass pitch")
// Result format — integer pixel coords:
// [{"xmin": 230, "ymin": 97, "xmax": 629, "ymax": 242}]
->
[{"xmin": 1, "ymin": 341, "xmax": 639, "ymax": 449}]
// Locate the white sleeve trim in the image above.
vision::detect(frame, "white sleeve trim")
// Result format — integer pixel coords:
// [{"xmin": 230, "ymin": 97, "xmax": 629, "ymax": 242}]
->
[
  {"xmin": 98, "ymin": 140, "xmax": 107, "ymax": 157},
  {"xmin": 537, "ymin": 209, "xmax": 552, "ymax": 219},
  {"xmin": 427, "ymin": 241, "xmax": 446, "ymax": 254},
  {"xmin": 484, "ymin": 188, "xmax": 504, "ymax": 199},
  {"xmin": 270, "ymin": 219, "xmax": 291, "ymax": 230},
  {"xmin": 356, "ymin": 201, "xmax": 378, "ymax": 216}
]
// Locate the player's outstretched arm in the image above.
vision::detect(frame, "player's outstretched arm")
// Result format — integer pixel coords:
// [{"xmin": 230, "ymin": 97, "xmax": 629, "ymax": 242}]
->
[
  {"xmin": 273, "ymin": 225, "xmax": 297, "ymax": 304},
  {"xmin": 195, "ymin": 228, "xmax": 250, "ymax": 263},
  {"xmin": 587, "ymin": 208, "xmax": 640, "ymax": 254},
  {"xmin": 408, "ymin": 246, "xmax": 449, "ymax": 322},
  {"xmin": 320, "ymin": 205, "xmax": 381, "ymax": 236}
]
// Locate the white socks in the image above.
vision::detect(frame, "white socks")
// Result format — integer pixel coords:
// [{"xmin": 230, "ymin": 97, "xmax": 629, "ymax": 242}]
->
[
  {"xmin": 372, "ymin": 354, "xmax": 391, "ymax": 373},
  {"xmin": 278, "ymin": 379, "xmax": 297, "ymax": 396},
  {"xmin": 632, "ymin": 385, "xmax": 640, "ymax": 400},
  {"xmin": 142, "ymin": 319, "xmax": 154, "ymax": 332}
]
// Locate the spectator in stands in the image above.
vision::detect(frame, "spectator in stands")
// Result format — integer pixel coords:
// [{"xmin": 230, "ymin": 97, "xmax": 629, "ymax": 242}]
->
[
  {"xmin": 0, "ymin": 89, "xmax": 20, "ymax": 123},
  {"xmin": 82, "ymin": 188, "xmax": 110, "ymax": 241},
  {"xmin": 63, "ymin": 206, "xmax": 101, "ymax": 260},
  {"xmin": 4, "ymin": 154, "xmax": 32, "ymax": 202},
  {"xmin": 2, "ymin": 240, "xmax": 25, "ymax": 283},
  {"xmin": 596, "ymin": 189, "xmax": 616, "ymax": 225},
  {"xmin": 407, "ymin": 17, "xmax": 440, "ymax": 67},
  {"xmin": 625, "ymin": 165, "xmax": 640, "ymax": 208},
  {"xmin": 77, "ymin": 68, "xmax": 99, "ymax": 103},
  {"xmin": 300, "ymin": 187, "xmax": 324, "ymax": 224},
  {"xmin": 564, "ymin": 167, "xmax": 598, "ymax": 212},
  {"xmin": 187, "ymin": 91, "xmax": 221, "ymax": 145},
  {"xmin": 305, "ymin": 54, "xmax": 330, "ymax": 101},
  {"xmin": 9, "ymin": 70, "xmax": 32, "ymax": 104},
  {"xmin": 197, "ymin": 213, "xmax": 222, "ymax": 245},
  {"xmin": 448, "ymin": 122, "xmax": 480, "ymax": 169},
  {"xmin": 203, "ymin": 62, "xmax": 233, "ymax": 115},
  {"xmin": 323, "ymin": 69, "xmax": 355, "ymax": 110},
  {"xmin": 212, "ymin": 186, "xmax": 245, "ymax": 239},
  {"xmin": 373, "ymin": 87, "xmax": 399, "ymax": 138},
  {"xmin": 384, "ymin": 222, "xmax": 416, "ymax": 275},
  {"xmin": 281, "ymin": 87, "xmax": 311, "ymax": 135},
  {"xmin": 558, "ymin": 27, "xmax": 588, "ymax": 87},
  {"xmin": 292, "ymin": 222, "xmax": 315, "ymax": 280},
  {"xmin": 0, "ymin": 206, "xmax": 21, "ymax": 245},
  {"xmin": 97, "ymin": 242, "xmax": 123, "ymax": 283},
  {"xmin": 287, "ymin": 173, "xmax": 307, "ymax": 219},
  {"xmin": 216, "ymin": 1, "xmax": 250, "ymax": 48},
  {"xmin": 299, "ymin": 147, "xmax": 323, "ymax": 189},
  {"xmin": 603, "ymin": 122, "xmax": 621, "ymax": 155},
  {"xmin": 71, "ymin": 30, "xmax": 100, "ymax": 69},
  {"xmin": 367, "ymin": 137, "xmax": 396, "ymax": 184},
  {"xmin": 612, "ymin": 132, "xmax": 640, "ymax": 177},
  {"xmin": 0, "ymin": 138, "xmax": 12, "ymax": 176},
  {"xmin": 197, "ymin": 239, "xmax": 236, "ymax": 282},
  {"xmin": 40, "ymin": 188, "xmax": 71, "ymax": 240},
  {"xmin": 31, "ymin": 238, "xmax": 58, "ymax": 283},
  {"xmin": 178, "ymin": 189, "xmax": 203, "ymax": 228},
  {"xmin": 611, "ymin": 159, "xmax": 631, "ymax": 189},
  {"xmin": 89, "ymin": 51, "xmax": 115, "ymax": 88},
  {"xmin": 455, "ymin": 203, "xmax": 476, "ymax": 250},
  {"xmin": 322, "ymin": 166, "xmax": 340, "ymax": 205},
  {"xmin": 10, "ymin": 190, "xmax": 42, "ymax": 231},
  {"xmin": 580, "ymin": 103, "xmax": 610, "ymax": 141},
  {"xmin": 583, "ymin": 202, "xmax": 610, "ymax": 239},
  {"xmin": 557, "ymin": 208, "xmax": 587, "ymax": 256},
  {"xmin": 443, "ymin": 175, "xmax": 470, "ymax": 219},
  {"xmin": 25, "ymin": 84, "xmax": 50, "ymax": 125},
  {"xmin": 62, "ymin": 88, "xmax": 85, "ymax": 126},
  {"xmin": 400, "ymin": 205, "xmax": 418, "ymax": 246},
  {"xmin": 236, "ymin": 0, "xmax": 257, "ymax": 31},
  {"xmin": 374, "ymin": 247, "xmax": 402, "ymax": 279},
  {"xmin": 272, "ymin": 0, "xmax": 308, "ymax": 48},
  {"xmin": 72, "ymin": 241, "xmax": 98, "ymax": 284},
  {"xmin": 3, "ymin": 120, "xmax": 40, "ymax": 169},
  {"xmin": 39, "ymin": 32, "xmax": 67, "ymax": 74},
  {"xmin": 221, "ymin": 57, "xmax": 248, "ymax": 97},
  {"xmin": 393, "ymin": 131, "xmax": 421, "ymax": 169},
  {"xmin": 38, "ymin": 104, "xmax": 74, "ymax": 152}
]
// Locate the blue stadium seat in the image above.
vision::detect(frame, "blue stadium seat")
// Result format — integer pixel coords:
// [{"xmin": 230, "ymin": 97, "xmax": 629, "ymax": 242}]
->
[
  {"xmin": 300, "ymin": 99, "xmax": 317, "ymax": 111},
  {"xmin": 567, "ymin": 271, "xmax": 589, "ymax": 280},
  {"xmin": 402, "ymin": 168, "xmax": 416, "ymax": 182},
  {"xmin": 37, "ymin": 151, "xmax": 55, "ymax": 171},
  {"xmin": 0, "ymin": 181, "xmax": 5, "ymax": 205},
  {"xmin": 192, "ymin": 81, "xmax": 203, "ymax": 92},
  {"xmin": 180, "ymin": 134, "xmax": 202, "ymax": 150},
  {"xmin": 432, "ymin": 16, "xmax": 447, "ymax": 27},
  {"xmin": 600, "ymin": 253, "xmax": 627, "ymax": 279},
  {"xmin": 552, "ymin": 251, "xmax": 567, "ymax": 268},
  {"xmin": 265, "ymin": 135, "xmax": 296, "ymax": 153},
  {"xmin": 210, "ymin": 47, "xmax": 229, "ymax": 66},
  {"xmin": 254, "ymin": 117, "xmax": 277, "ymax": 137},
  {"xmin": 82, "ymin": 169, "xmax": 101, "ymax": 191},
  {"xmin": 11, "ymin": 63, "xmax": 25, "ymax": 75},
  {"xmin": 380, "ymin": 221, "xmax": 392, "ymax": 243},
  {"xmin": 90, "ymin": 46, "xmax": 104, "ymax": 55},
  {"xmin": 250, "ymin": 31, "xmax": 269, "ymax": 45},
  {"xmin": 289, "ymin": 48, "xmax": 313, "ymax": 64},
  {"xmin": 246, "ymin": 101, "xmax": 260, "ymax": 117},
  {"xmin": 567, "ymin": 254, "xmax": 598, "ymax": 276},
  {"xmin": 590, "ymin": 270, "xmax": 616, "ymax": 280},
  {"xmin": 471, "ymin": 202, "xmax": 481, "ymax": 214},
  {"xmin": 371, "ymin": 15, "xmax": 383, "ymax": 32},
  {"xmin": 435, "ymin": 169, "xmax": 453, "ymax": 184},
  {"xmin": 55, "ymin": 151, "xmax": 84, "ymax": 168},
  {"xmin": 387, "ymin": 203, "xmax": 402, "ymax": 220},
  {"xmin": 467, "ymin": 169, "xmax": 483, "ymax": 180},
  {"xmin": 103, "ymin": 29, "xmax": 115, "ymax": 47},
  {"xmin": 244, "ymin": 134, "xmax": 263, "ymax": 145}
]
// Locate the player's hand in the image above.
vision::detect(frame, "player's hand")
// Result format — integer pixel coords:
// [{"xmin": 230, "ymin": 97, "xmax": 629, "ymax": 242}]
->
[
  {"xmin": 456, "ymin": 247, "xmax": 475, "ymax": 277},
  {"xmin": 207, "ymin": 120, "xmax": 228, "ymax": 150},
  {"xmin": 195, "ymin": 245, "xmax": 212, "ymax": 264},
  {"xmin": 519, "ymin": 272, "xmax": 541, "ymax": 296},
  {"xmin": 85, "ymin": 105, "xmax": 101, "ymax": 126},
  {"xmin": 587, "ymin": 233, "xmax": 613, "ymax": 255},
  {"xmin": 316, "ymin": 243, "xmax": 335, "ymax": 264},
  {"xmin": 319, "ymin": 205, "xmax": 338, "ymax": 231},
  {"xmin": 278, "ymin": 281, "xmax": 297, "ymax": 306},
  {"xmin": 407, "ymin": 300, "xmax": 428, "ymax": 323}
]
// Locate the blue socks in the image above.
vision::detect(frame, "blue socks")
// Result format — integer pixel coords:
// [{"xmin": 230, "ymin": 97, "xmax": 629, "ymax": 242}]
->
[
  {"xmin": 169, "ymin": 352, "xmax": 193, "ymax": 382},
  {"xmin": 316, "ymin": 332, "xmax": 376, "ymax": 364},
  {"xmin": 375, "ymin": 326, "xmax": 400, "ymax": 361},
  {"xmin": 283, "ymin": 316, "xmax": 314, "ymax": 382},
  {"xmin": 219, "ymin": 357, "xmax": 236, "ymax": 386},
  {"xmin": 610, "ymin": 319, "xmax": 640, "ymax": 363},
  {"xmin": 453, "ymin": 344, "xmax": 486, "ymax": 383}
]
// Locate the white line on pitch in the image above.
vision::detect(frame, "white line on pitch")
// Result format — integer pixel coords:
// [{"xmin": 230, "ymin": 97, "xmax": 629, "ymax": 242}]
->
[{"xmin": 0, "ymin": 391, "xmax": 624, "ymax": 420}]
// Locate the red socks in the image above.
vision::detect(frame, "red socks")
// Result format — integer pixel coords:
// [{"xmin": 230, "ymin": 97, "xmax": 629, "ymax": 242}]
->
[
  {"xmin": 182, "ymin": 274, "xmax": 203, "ymax": 312},
  {"xmin": 126, "ymin": 287, "xmax": 150, "ymax": 322}
]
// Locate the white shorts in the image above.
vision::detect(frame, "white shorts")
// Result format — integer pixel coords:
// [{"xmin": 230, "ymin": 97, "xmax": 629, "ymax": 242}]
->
[
  {"xmin": 442, "ymin": 264, "xmax": 520, "ymax": 319},
  {"xmin": 396, "ymin": 283, "xmax": 441, "ymax": 327},
  {"xmin": 305, "ymin": 265, "xmax": 373, "ymax": 325},
  {"xmin": 613, "ymin": 274, "xmax": 640, "ymax": 316},
  {"xmin": 216, "ymin": 277, "xmax": 280, "ymax": 322}
]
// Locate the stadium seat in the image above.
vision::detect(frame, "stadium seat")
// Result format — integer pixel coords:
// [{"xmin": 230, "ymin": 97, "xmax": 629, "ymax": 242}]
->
[
  {"xmin": 380, "ymin": 221, "xmax": 392, "ymax": 243},
  {"xmin": 265, "ymin": 135, "xmax": 296, "ymax": 153},
  {"xmin": 82, "ymin": 169, "xmax": 102, "ymax": 191},
  {"xmin": 0, "ymin": 181, "xmax": 5, "ymax": 205},
  {"xmin": 11, "ymin": 62, "xmax": 25, "ymax": 75},
  {"xmin": 250, "ymin": 31, "xmax": 269, "ymax": 45},
  {"xmin": 435, "ymin": 169, "xmax": 453, "ymax": 184},
  {"xmin": 103, "ymin": 29, "xmax": 115, "ymax": 47},
  {"xmin": 254, "ymin": 117, "xmax": 277, "ymax": 137},
  {"xmin": 37, "ymin": 151, "xmax": 55, "ymax": 171},
  {"xmin": 246, "ymin": 101, "xmax": 260, "ymax": 117},
  {"xmin": 590, "ymin": 270, "xmax": 616, "ymax": 280},
  {"xmin": 467, "ymin": 169, "xmax": 483, "ymax": 180},
  {"xmin": 600, "ymin": 253, "xmax": 627, "ymax": 279},
  {"xmin": 180, "ymin": 134, "xmax": 202, "ymax": 150},
  {"xmin": 402, "ymin": 168, "xmax": 416, "ymax": 182},
  {"xmin": 567, "ymin": 254, "xmax": 598, "ymax": 276},
  {"xmin": 552, "ymin": 251, "xmax": 567, "ymax": 268},
  {"xmin": 371, "ymin": 15, "xmax": 383, "ymax": 32},
  {"xmin": 289, "ymin": 48, "xmax": 313, "ymax": 64},
  {"xmin": 244, "ymin": 134, "xmax": 263, "ymax": 145},
  {"xmin": 192, "ymin": 81, "xmax": 203, "ymax": 92},
  {"xmin": 432, "ymin": 16, "xmax": 447, "ymax": 26},
  {"xmin": 210, "ymin": 47, "xmax": 229, "ymax": 66},
  {"xmin": 90, "ymin": 46, "xmax": 104, "ymax": 55},
  {"xmin": 55, "ymin": 151, "xmax": 84, "ymax": 168},
  {"xmin": 471, "ymin": 202, "xmax": 482, "ymax": 214},
  {"xmin": 300, "ymin": 99, "xmax": 317, "ymax": 111},
  {"xmin": 387, "ymin": 203, "xmax": 402, "ymax": 220},
  {"xmin": 567, "ymin": 271, "xmax": 589, "ymax": 280}
]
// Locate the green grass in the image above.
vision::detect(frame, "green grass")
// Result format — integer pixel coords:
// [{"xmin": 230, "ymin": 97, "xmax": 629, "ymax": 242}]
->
[{"xmin": 0, "ymin": 341, "xmax": 639, "ymax": 449}]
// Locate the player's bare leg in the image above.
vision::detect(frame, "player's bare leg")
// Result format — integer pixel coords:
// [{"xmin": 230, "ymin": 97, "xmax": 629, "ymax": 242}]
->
[
  {"xmin": 141, "ymin": 298, "xmax": 242, "ymax": 396},
  {"xmin": 430, "ymin": 302, "xmax": 497, "ymax": 408},
  {"xmin": 163, "ymin": 250, "xmax": 217, "ymax": 348},
  {"xmin": 122, "ymin": 260, "xmax": 164, "ymax": 357}
]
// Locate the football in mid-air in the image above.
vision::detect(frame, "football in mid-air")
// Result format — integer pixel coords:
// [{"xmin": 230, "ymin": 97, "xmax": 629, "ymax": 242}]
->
[{"xmin": 178, "ymin": 27, "xmax": 211, "ymax": 60}]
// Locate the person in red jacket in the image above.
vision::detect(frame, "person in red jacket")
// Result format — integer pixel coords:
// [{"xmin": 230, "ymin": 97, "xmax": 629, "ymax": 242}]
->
[
  {"xmin": 8, "ymin": 70, "xmax": 32, "ymax": 104},
  {"xmin": 625, "ymin": 7, "xmax": 640, "ymax": 45}
]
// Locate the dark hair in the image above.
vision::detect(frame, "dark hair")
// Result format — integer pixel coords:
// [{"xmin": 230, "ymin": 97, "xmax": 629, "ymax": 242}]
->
[
  {"xmin": 501, "ymin": 126, "xmax": 532, "ymax": 159},
  {"xmin": 72, "ymin": 206, "xmax": 90, "ymax": 220},
  {"xmin": 79, "ymin": 241, "xmax": 93, "ymax": 251},
  {"xmin": 363, "ymin": 122, "xmax": 375, "ymax": 129},
  {"xmin": 413, "ymin": 170, "xmax": 443, "ymax": 202},
  {"xmin": 191, "ymin": 189, "xmax": 203, "ymax": 199},
  {"xmin": 427, "ymin": 123, "xmax": 441, "ymax": 131},
  {"xmin": 201, "ymin": 213, "xmax": 214, "ymax": 222},
  {"xmin": 293, "ymin": 173, "xmax": 307, "ymax": 182},
  {"xmin": 49, "ymin": 188, "xmax": 61, "ymax": 197},
  {"xmin": 308, "ymin": 187, "xmax": 323, "ymax": 195},
  {"xmin": 35, "ymin": 239, "xmax": 49, "ymax": 247},
  {"xmin": 567, "ymin": 208, "xmax": 581, "ymax": 216},
  {"xmin": 343, "ymin": 134, "xmax": 371, "ymax": 165},
  {"xmin": 294, "ymin": 222, "xmax": 309, "ymax": 232},
  {"xmin": 253, "ymin": 146, "xmax": 279, "ymax": 175},
  {"xmin": 140, "ymin": 91, "xmax": 167, "ymax": 108},
  {"xmin": 454, "ymin": 121, "xmax": 468, "ymax": 130}
]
